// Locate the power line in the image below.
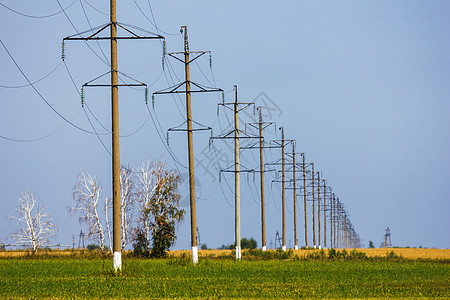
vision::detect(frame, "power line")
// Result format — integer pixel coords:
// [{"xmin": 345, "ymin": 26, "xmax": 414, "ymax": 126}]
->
[
  {"xmin": 64, "ymin": 59, "xmax": 154, "ymax": 138},
  {"xmin": 79, "ymin": 0, "xmax": 110, "ymax": 65},
  {"xmin": 56, "ymin": 0, "xmax": 110, "ymax": 66},
  {"xmin": 81, "ymin": 0, "xmax": 109, "ymax": 16},
  {"xmin": 0, "ymin": 0, "xmax": 77, "ymax": 19},
  {"xmin": 0, "ymin": 39, "xmax": 94, "ymax": 134},
  {"xmin": 0, "ymin": 110, "xmax": 79, "ymax": 143},
  {"xmin": 0, "ymin": 62, "xmax": 62, "ymax": 89},
  {"xmin": 82, "ymin": 105, "xmax": 111, "ymax": 155}
]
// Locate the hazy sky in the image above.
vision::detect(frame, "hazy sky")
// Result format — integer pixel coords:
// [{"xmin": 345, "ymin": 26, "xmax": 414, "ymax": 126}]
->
[{"xmin": 1, "ymin": 0, "xmax": 449, "ymax": 250}]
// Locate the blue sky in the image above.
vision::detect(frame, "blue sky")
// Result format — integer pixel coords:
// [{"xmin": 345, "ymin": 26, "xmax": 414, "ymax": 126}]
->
[{"xmin": 1, "ymin": 0, "xmax": 449, "ymax": 249}]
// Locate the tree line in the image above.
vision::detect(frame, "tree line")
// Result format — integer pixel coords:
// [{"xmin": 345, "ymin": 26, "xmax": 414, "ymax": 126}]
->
[{"xmin": 8, "ymin": 159, "xmax": 185, "ymax": 257}]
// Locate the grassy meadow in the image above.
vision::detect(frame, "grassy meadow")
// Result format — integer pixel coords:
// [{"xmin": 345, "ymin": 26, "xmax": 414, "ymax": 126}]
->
[{"xmin": 0, "ymin": 248, "xmax": 448, "ymax": 299}]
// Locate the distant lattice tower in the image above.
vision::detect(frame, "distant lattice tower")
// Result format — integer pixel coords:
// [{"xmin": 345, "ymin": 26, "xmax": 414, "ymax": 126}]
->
[
  {"xmin": 383, "ymin": 227, "xmax": 392, "ymax": 248},
  {"xmin": 274, "ymin": 231, "xmax": 283, "ymax": 249},
  {"xmin": 78, "ymin": 230, "xmax": 85, "ymax": 249}
]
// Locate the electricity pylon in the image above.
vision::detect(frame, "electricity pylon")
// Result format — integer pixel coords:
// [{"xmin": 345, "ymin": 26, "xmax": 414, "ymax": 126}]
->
[
  {"xmin": 211, "ymin": 85, "xmax": 256, "ymax": 260},
  {"xmin": 311, "ymin": 163, "xmax": 316, "ymax": 248},
  {"xmin": 283, "ymin": 143, "xmax": 305, "ymax": 250},
  {"xmin": 323, "ymin": 181, "xmax": 331, "ymax": 249},
  {"xmin": 241, "ymin": 107, "xmax": 276, "ymax": 251},
  {"xmin": 300, "ymin": 153, "xmax": 310, "ymax": 247},
  {"xmin": 267, "ymin": 127, "xmax": 293, "ymax": 251},
  {"xmin": 63, "ymin": 0, "xmax": 164, "ymax": 271},
  {"xmin": 383, "ymin": 227, "xmax": 392, "ymax": 248},
  {"xmin": 153, "ymin": 26, "xmax": 222, "ymax": 264},
  {"xmin": 317, "ymin": 172, "xmax": 321, "ymax": 248},
  {"xmin": 291, "ymin": 143, "xmax": 298, "ymax": 250}
]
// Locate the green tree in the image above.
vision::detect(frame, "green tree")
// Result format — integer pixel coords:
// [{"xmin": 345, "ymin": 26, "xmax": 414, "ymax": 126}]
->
[
  {"xmin": 228, "ymin": 237, "xmax": 258, "ymax": 250},
  {"xmin": 368, "ymin": 240, "xmax": 375, "ymax": 248},
  {"xmin": 135, "ymin": 161, "xmax": 185, "ymax": 258}
]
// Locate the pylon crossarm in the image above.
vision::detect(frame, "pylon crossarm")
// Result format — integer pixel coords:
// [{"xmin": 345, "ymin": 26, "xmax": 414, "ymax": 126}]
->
[
  {"xmin": 82, "ymin": 70, "xmax": 147, "ymax": 87},
  {"xmin": 64, "ymin": 22, "xmax": 164, "ymax": 40},
  {"xmin": 219, "ymin": 102, "xmax": 255, "ymax": 113},
  {"xmin": 64, "ymin": 23, "xmax": 110, "ymax": 40},
  {"xmin": 190, "ymin": 81, "xmax": 222, "ymax": 93},
  {"xmin": 187, "ymin": 52, "xmax": 207, "ymax": 64},
  {"xmin": 247, "ymin": 122, "xmax": 275, "ymax": 131},
  {"xmin": 153, "ymin": 81, "xmax": 222, "ymax": 94},
  {"xmin": 167, "ymin": 119, "xmax": 212, "ymax": 132},
  {"xmin": 117, "ymin": 22, "xmax": 164, "ymax": 38},
  {"xmin": 168, "ymin": 51, "xmax": 210, "ymax": 65},
  {"xmin": 211, "ymin": 128, "xmax": 259, "ymax": 140},
  {"xmin": 117, "ymin": 23, "xmax": 140, "ymax": 38},
  {"xmin": 169, "ymin": 51, "xmax": 210, "ymax": 55}
]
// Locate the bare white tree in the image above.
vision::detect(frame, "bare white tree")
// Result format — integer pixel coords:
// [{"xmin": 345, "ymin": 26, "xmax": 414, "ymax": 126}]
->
[
  {"xmin": 10, "ymin": 190, "xmax": 57, "ymax": 253},
  {"xmin": 135, "ymin": 159, "xmax": 158, "ymax": 249},
  {"xmin": 119, "ymin": 166, "xmax": 136, "ymax": 250},
  {"xmin": 105, "ymin": 197, "xmax": 113, "ymax": 252},
  {"xmin": 70, "ymin": 169, "xmax": 105, "ymax": 251},
  {"xmin": 104, "ymin": 166, "xmax": 137, "ymax": 250}
]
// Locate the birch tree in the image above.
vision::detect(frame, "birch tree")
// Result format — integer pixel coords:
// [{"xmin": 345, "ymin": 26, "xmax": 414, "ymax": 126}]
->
[
  {"xmin": 120, "ymin": 166, "xmax": 136, "ymax": 249},
  {"xmin": 135, "ymin": 159, "xmax": 157, "ymax": 250},
  {"xmin": 70, "ymin": 169, "xmax": 105, "ymax": 251},
  {"xmin": 135, "ymin": 160, "xmax": 185, "ymax": 257},
  {"xmin": 104, "ymin": 166, "xmax": 137, "ymax": 250},
  {"xmin": 10, "ymin": 190, "xmax": 57, "ymax": 253}
]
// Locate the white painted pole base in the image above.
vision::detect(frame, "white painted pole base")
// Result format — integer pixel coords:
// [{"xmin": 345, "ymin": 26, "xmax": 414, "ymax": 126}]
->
[
  {"xmin": 113, "ymin": 251, "xmax": 122, "ymax": 272},
  {"xmin": 282, "ymin": 245, "xmax": 286, "ymax": 251},
  {"xmin": 235, "ymin": 246, "xmax": 241, "ymax": 260},
  {"xmin": 314, "ymin": 245, "xmax": 317, "ymax": 249},
  {"xmin": 319, "ymin": 245, "xmax": 322, "ymax": 250},
  {"xmin": 262, "ymin": 245, "xmax": 267, "ymax": 251},
  {"xmin": 294, "ymin": 245, "xmax": 298, "ymax": 250},
  {"xmin": 192, "ymin": 246, "xmax": 198, "ymax": 264}
]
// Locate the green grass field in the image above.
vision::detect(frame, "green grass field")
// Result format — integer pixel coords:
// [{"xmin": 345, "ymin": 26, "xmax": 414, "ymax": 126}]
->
[{"xmin": 0, "ymin": 256, "xmax": 449, "ymax": 299}]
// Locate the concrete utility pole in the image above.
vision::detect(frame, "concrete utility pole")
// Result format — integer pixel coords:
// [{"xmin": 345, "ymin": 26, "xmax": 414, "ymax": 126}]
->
[
  {"xmin": 233, "ymin": 87, "xmax": 241, "ymax": 260},
  {"xmin": 153, "ymin": 26, "xmax": 222, "ymax": 264},
  {"xmin": 212, "ymin": 86, "xmax": 255, "ymax": 260},
  {"xmin": 292, "ymin": 143, "xmax": 298, "ymax": 250},
  {"xmin": 63, "ymin": 0, "xmax": 163, "ymax": 271},
  {"xmin": 301, "ymin": 153, "xmax": 308, "ymax": 247},
  {"xmin": 243, "ymin": 107, "xmax": 275, "ymax": 251},
  {"xmin": 259, "ymin": 110, "xmax": 266, "ymax": 251},
  {"xmin": 183, "ymin": 26, "xmax": 198, "ymax": 263},
  {"xmin": 317, "ymin": 172, "xmax": 321, "ymax": 249},
  {"xmin": 311, "ymin": 163, "xmax": 316, "ymax": 248},
  {"xmin": 336, "ymin": 198, "xmax": 341, "ymax": 248},
  {"xmin": 267, "ymin": 128, "xmax": 292, "ymax": 251},
  {"xmin": 323, "ymin": 180, "xmax": 327, "ymax": 249},
  {"xmin": 330, "ymin": 193, "xmax": 334, "ymax": 248},
  {"xmin": 280, "ymin": 127, "xmax": 286, "ymax": 251},
  {"xmin": 110, "ymin": 0, "xmax": 122, "ymax": 271}
]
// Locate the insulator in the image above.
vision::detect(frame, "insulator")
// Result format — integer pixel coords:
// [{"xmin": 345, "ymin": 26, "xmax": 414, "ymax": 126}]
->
[
  {"xmin": 81, "ymin": 87, "xmax": 85, "ymax": 107},
  {"xmin": 217, "ymin": 105, "xmax": 220, "ymax": 116},
  {"xmin": 162, "ymin": 56, "xmax": 165, "ymax": 70},
  {"xmin": 253, "ymin": 171, "xmax": 255, "ymax": 182},
  {"xmin": 152, "ymin": 94, "xmax": 155, "ymax": 109},
  {"xmin": 247, "ymin": 172, "xmax": 249, "ymax": 181},
  {"xmin": 209, "ymin": 53, "xmax": 212, "ymax": 69},
  {"xmin": 219, "ymin": 172, "xmax": 221, "ymax": 183},
  {"xmin": 210, "ymin": 129, "xmax": 213, "ymax": 139},
  {"xmin": 222, "ymin": 92, "xmax": 225, "ymax": 103},
  {"xmin": 166, "ymin": 132, "xmax": 169, "ymax": 145},
  {"xmin": 209, "ymin": 138, "xmax": 212, "ymax": 150},
  {"xmin": 163, "ymin": 40, "xmax": 166, "ymax": 56},
  {"xmin": 145, "ymin": 88, "xmax": 148, "ymax": 104},
  {"xmin": 253, "ymin": 105, "xmax": 256, "ymax": 115},
  {"xmin": 61, "ymin": 41, "xmax": 66, "ymax": 61}
]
